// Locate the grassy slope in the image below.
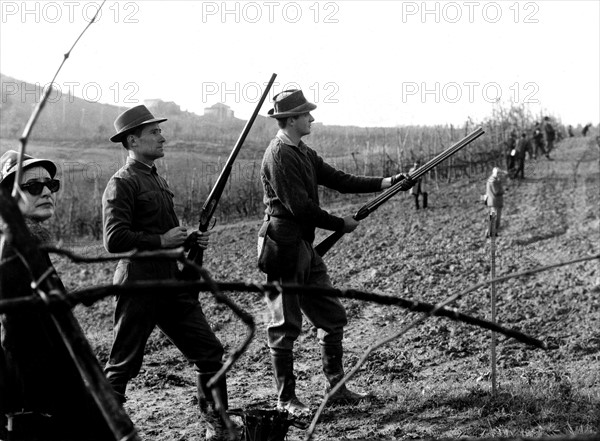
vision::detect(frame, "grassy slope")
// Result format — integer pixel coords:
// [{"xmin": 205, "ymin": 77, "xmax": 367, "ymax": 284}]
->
[{"xmin": 53, "ymin": 136, "xmax": 600, "ymax": 440}]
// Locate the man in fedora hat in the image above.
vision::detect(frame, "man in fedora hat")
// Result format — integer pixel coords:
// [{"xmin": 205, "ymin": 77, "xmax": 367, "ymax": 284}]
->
[
  {"xmin": 258, "ymin": 89, "xmax": 414, "ymax": 416},
  {"xmin": 102, "ymin": 105, "xmax": 231, "ymax": 439}
]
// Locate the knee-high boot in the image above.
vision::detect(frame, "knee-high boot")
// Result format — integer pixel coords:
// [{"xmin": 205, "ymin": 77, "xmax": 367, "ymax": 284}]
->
[
  {"xmin": 197, "ymin": 370, "xmax": 230, "ymax": 440},
  {"xmin": 271, "ymin": 349, "xmax": 310, "ymax": 416},
  {"xmin": 321, "ymin": 345, "xmax": 370, "ymax": 404}
]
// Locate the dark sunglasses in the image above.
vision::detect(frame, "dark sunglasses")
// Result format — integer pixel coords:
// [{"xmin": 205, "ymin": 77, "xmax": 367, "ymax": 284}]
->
[{"xmin": 21, "ymin": 179, "xmax": 61, "ymax": 196}]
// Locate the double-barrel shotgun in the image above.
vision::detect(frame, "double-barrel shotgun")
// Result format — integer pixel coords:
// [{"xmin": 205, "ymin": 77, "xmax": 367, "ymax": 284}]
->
[
  {"xmin": 314, "ymin": 127, "xmax": 485, "ymax": 256},
  {"xmin": 187, "ymin": 73, "xmax": 277, "ymax": 267}
]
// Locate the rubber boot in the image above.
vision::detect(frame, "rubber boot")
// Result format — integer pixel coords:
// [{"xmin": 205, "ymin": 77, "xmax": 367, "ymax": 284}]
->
[
  {"xmin": 321, "ymin": 345, "xmax": 370, "ymax": 404},
  {"xmin": 413, "ymin": 194, "xmax": 420, "ymax": 210},
  {"xmin": 0, "ymin": 353, "xmax": 8, "ymax": 440},
  {"xmin": 422, "ymin": 192, "xmax": 428, "ymax": 209},
  {"xmin": 198, "ymin": 370, "xmax": 231, "ymax": 441},
  {"xmin": 108, "ymin": 382, "xmax": 127, "ymax": 404},
  {"xmin": 271, "ymin": 350, "xmax": 310, "ymax": 417}
]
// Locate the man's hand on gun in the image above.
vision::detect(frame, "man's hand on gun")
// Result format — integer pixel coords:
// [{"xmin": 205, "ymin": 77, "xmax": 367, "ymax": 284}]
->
[
  {"xmin": 342, "ymin": 216, "xmax": 360, "ymax": 233},
  {"xmin": 391, "ymin": 173, "xmax": 415, "ymax": 191},
  {"xmin": 161, "ymin": 226, "xmax": 211, "ymax": 250},
  {"xmin": 184, "ymin": 230, "xmax": 211, "ymax": 251}
]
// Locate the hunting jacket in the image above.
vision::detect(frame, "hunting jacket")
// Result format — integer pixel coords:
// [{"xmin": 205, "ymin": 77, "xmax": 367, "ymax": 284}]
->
[
  {"xmin": 102, "ymin": 158, "xmax": 179, "ymax": 283},
  {"xmin": 486, "ymin": 175, "xmax": 504, "ymax": 208},
  {"xmin": 261, "ymin": 133, "xmax": 382, "ymax": 244}
]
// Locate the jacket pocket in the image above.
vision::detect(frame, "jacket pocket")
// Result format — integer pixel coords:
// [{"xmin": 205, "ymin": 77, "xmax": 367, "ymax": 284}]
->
[
  {"xmin": 136, "ymin": 191, "xmax": 160, "ymax": 217},
  {"xmin": 257, "ymin": 221, "xmax": 300, "ymax": 277}
]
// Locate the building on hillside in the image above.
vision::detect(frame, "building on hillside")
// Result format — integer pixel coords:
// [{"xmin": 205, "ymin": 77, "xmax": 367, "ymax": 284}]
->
[
  {"xmin": 144, "ymin": 99, "xmax": 182, "ymax": 115},
  {"xmin": 203, "ymin": 103, "xmax": 234, "ymax": 121}
]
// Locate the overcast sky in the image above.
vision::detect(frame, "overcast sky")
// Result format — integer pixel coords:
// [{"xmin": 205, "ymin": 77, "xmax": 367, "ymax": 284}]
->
[{"xmin": 1, "ymin": 0, "xmax": 598, "ymax": 127}]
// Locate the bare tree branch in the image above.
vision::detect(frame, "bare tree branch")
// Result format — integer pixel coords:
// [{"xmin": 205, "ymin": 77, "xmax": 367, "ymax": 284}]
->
[
  {"xmin": 1, "ymin": 187, "xmax": 139, "ymax": 440},
  {"xmin": 304, "ymin": 252, "xmax": 599, "ymax": 440},
  {"xmin": 12, "ymin": 1, "xmax": 106, "ymax": 200}
]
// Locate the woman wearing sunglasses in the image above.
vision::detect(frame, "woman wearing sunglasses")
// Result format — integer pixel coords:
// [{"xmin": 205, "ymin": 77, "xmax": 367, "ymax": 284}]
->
[
  {"xmin": 0, "ymin": 149, "xmax": 60, "ymax": 224},
  {"xmin": 0, "ymin": 150, "xmax": 110, "ymax": 440}
]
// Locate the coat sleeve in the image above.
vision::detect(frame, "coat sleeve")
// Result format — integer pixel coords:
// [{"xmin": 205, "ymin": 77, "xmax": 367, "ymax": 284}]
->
[
  {"xmin": 315, "ymin": 153, "xmax": 383, "ymax": 194},
  {"xmin": 264, "ymin": 146, "xmax": 345, "ymax": 231}
]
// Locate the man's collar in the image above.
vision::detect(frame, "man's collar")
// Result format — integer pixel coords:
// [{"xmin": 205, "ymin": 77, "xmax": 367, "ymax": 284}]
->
[
  {"xmin": 276, "ymin": 129, "xmax": 301, "ymax": 147},
  {"xmin": 126, "ymin": 157, "xmax": 156, "ymax": 174}
]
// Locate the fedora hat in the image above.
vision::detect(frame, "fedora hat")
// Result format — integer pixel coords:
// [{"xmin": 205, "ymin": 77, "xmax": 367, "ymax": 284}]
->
[
  {"xmin": 268, "ymin": 89, "xmax": 317, "ymax": 118},
  {"xmin": 0, "ymin": 150, "xmax": 57, "ymax": 184},
  {"xmin": 110, "ymin": 105, "xmax": 167, "ymax": 143}
]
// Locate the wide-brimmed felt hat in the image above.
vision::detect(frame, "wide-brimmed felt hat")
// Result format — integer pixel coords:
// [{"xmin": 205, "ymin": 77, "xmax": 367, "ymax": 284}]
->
[
  {"xmin": 268, "ymin": 89, "xmax": 317, "ymax": 118},
  {"xmin": 110, "ymin": 105, "xmax": 167, "ymax": 143},
  {"xmin": 0, "ymin": 150, "xmax": 57, "ymax": 184}
]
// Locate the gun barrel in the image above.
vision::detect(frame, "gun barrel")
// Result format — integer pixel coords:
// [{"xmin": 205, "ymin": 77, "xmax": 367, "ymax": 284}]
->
[
  {"xmin": 364, "ymin": 127, "xmax": 485, "ymax": 214},
  {"xmin": 315, "ymin": 127, "xmax": 485, "ymax": 256},
  {"xmin": 188, "ymin": 73, "xmax": 277, "ymax": 266}
]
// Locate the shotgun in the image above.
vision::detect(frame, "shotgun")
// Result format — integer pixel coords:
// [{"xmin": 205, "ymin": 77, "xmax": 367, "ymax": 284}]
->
[
  {"xmin": 187, "ymin": 73, "xmax": 277, "ymax": 267},
  {"xmin": 314, "ymin": 127, "xmax": 485, "ymax": 256}
]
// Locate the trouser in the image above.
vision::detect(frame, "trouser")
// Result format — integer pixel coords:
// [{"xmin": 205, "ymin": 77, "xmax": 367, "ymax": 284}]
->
[
  {"xmin": 516, "ymin": 157, "xmax": 525, "ymax": 179},
  {"xmin": 104, "ymin": 291, "xmax": 224, "ymax": 400},
  {"xmin": 489, "ymin": 206, "xmax": 502, "ymax": 233},
  {"xmin": 264, "ymin": 238, "xmax": 347, "ymax": 351},
  {"xmin": 259, "ymin": 219, "xmax": 348, "ymax": 402},
  {"xmin": 412, "ymin": 192, "xmax": 428, "ymax": 209},
  {"xmin": 506, "ymin": 155, "xmax": 515, "ymax": 172},
  {"xmin": 535, "ymin": 140, "xmax": 547, "ymax": 158}
]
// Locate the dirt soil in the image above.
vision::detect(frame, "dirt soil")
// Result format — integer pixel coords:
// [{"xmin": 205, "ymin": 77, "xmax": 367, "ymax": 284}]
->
[{"xmin": 55, "ymin": 136, "xmax": 600, "ymax": 440}]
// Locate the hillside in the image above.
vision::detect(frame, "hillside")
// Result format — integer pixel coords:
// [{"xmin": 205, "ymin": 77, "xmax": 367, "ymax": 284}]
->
[
  {"xmin": 1, "ymin": 73, "xmax": 510, "ymax": 164},
  {"xmin": 50, "ymin": 135, "xmax": 600, "ymax": 440},
  {"xmin": 0, "ymin": 73, "xmax": 276, "ymax": 157}
]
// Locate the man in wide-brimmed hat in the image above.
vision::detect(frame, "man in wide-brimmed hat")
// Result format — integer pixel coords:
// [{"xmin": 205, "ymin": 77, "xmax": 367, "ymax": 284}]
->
[
  {"xmin": 102, "ymin": 105, "xmax": 231, "ymax": 439},
  {"xmin": 258, "ymin": 89, "xmax": 414, "ymax": 416}
]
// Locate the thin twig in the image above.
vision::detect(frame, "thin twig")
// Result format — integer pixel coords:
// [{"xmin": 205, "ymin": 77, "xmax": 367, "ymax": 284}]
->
[
  {"xmin": 43, "ymin": 244, "xmax": 185, "ymax": 263},
  {"xmin": 0, "ymin": 278, "xmax": 558, "ymax": 351},
  {"xmin": 304, "ymin": 252, "xmax": 599, "ymax": 440},
  {"xmin": 12, "ymin": 1, "xmax": 106, "ymax": 200},
  {"xmin": 180, "ymin": 260, "xmax": 255, "ymax": 441}
]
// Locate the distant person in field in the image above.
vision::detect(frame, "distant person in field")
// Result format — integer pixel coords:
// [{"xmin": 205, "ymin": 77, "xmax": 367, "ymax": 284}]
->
[
  {"xmin": 485, "ymin": 166, "xmax": 506, "ymax": 236},
  {"xmin": 543, "ymin": 116, "xmax": 556, "ymax": 157},
  {"xmin": 582, "ymin": 123, "xmax": 592, "ymax": 137},
  {"xmin": 514, "ymin": 132, "xmax": 530, "ymax": 179},
  {"xmin": 568, "ymin": 125, "xmax": 575, "ymax": 137},
  {"xmin": 408, "ymin": 160, "xmax": 428, "ymax": 209},
  {"xmin": 532, "ymin": 122, "xmax": 547, "ymax": 160},
  {"xmin": 0, "ymin": 151, "xmax": 113, "ymax": 440},
  {"xmin": 257, "ymin": 89, "xmax": 414, "ymax": 417},
  {"xmin": 505, "ymin": 131, "xmax": 518, "ymax": 174},
  {"xmin": 102, "ymin": 105, "xmax": 230, "ymax": 440}
]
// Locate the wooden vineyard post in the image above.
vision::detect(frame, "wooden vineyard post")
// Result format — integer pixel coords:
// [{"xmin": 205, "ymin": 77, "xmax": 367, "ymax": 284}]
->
[{"xmin": 489, "ymin": 209, "xmax": 498, "ymax": 396}]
